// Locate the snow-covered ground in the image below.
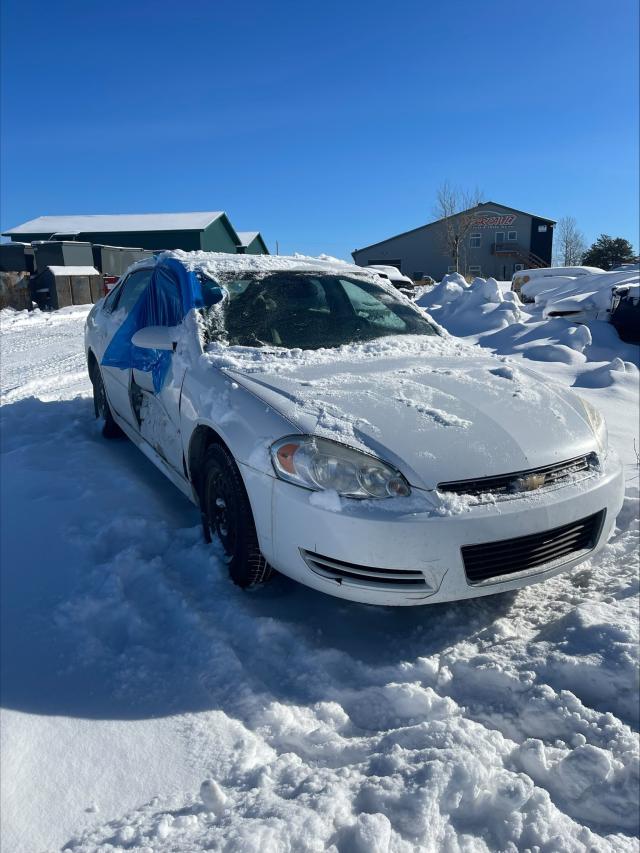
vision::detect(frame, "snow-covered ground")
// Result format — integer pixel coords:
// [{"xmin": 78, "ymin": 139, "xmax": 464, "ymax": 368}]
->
[{"xmin": 1, "ymin": 293, "xmax": 638, "ymax": 853}]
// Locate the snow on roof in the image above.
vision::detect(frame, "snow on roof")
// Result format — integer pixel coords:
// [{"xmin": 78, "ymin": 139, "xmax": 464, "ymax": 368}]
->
[
  {"xmin": 236, "ymin": 231, "xmax": 261, "ymax": 246},
  {"xmin": 366, "ymin": 265, "xmax": 412, "ymax": 281},
  {"xmin": 47, "ymin": 266, "xmax": 100, "ymax": 276},
  {"xmin": 4, "ymin": 212, "xmax": 225, "ymax": 235},
  {"xmin": 167, "ymin": 249, "xmax": 371, "ymax": 279},
  {"xmin": 516, "ymin": 265, "xmax": 604, "ymax": 279}
]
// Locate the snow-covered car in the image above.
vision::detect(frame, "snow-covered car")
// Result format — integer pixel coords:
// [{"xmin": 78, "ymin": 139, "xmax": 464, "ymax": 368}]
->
[
  {"xmin": 84, "ymin": 252, "xmax": 624, "ymax": 606},
  {"xmin": 365, "ymin": 264, "xmax": 415, "ymax": 294},
  {"xmin": 538, "ymin": 267, "xmax": 640, "ymax": 325},
  {"xmin": 513, "ymin": 266, "xmax": 604, "ymax": 301},
  {"xmin": 609, "ymin": 282, "xmax": 640, "ymax": 343}
]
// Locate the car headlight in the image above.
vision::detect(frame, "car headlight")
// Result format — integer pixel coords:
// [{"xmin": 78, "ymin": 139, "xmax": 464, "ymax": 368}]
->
[
  {"xmin": 578, "ymin": 397, "xmax": 608, "ymax": 458},
  {"xmin": 270, "ymin": 435, "xmax": 411, "ymax": 499}
]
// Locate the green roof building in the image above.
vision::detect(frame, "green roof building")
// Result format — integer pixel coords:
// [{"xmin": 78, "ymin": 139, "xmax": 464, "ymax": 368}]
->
[{"xmin": 2, "ymin": 212, "xmax": 269, "ymax": 255}]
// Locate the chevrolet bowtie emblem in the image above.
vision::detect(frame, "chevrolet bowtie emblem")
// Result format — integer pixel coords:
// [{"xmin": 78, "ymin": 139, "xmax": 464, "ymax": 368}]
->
[{"xmin": 513, "ymin": 473, "xmax": 547, "ymax": 492}]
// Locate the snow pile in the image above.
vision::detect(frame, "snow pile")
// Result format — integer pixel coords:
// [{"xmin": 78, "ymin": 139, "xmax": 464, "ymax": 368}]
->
[
  {"xmin": 1, "ymin": 303, "xmax": 638, "ymax": 852},
  {"xmin": 414, "ymin": 271, "xmax": 638, "ymax": 373},
  {"xmin": 575, "ymin": 356, "xmax": 639, "ymax": 389},
  {"xmin": 416, "ymin": 275, "xmax": 522, "ymax": 337}
]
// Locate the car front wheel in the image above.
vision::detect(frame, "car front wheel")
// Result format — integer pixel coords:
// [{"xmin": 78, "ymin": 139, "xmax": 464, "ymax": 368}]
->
[{"xmin": 202, "ymin": 444, "xmax": 272, "ymax": 588}]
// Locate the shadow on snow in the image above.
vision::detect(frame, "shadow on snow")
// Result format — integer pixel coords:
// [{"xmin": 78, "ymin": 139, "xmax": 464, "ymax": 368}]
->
[{"xmin": 0, "ymin": 395, "xmax": 514, "ymax": 722}]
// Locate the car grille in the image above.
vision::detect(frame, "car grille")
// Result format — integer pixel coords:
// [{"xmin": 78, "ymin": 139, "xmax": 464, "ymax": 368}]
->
[
  {"xmin": 301, "ymin": 550, "xmax": 427, "ymax": 589},
  {"xmin": 461, "ymin": 510, "xmax": 605, "ymax": 585},
  {"xmin": 438, "ymin": 454, "xmax": 597, "ymax": 498}
]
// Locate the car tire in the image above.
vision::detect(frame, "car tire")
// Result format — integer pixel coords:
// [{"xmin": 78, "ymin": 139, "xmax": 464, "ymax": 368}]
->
[
  {"xmin": 202, "ymin": 444, "xmax": 273, "ymax": 588},
  {"xmin": 90, "ymin": 361, "xmax": 123, "ymax": 439}
]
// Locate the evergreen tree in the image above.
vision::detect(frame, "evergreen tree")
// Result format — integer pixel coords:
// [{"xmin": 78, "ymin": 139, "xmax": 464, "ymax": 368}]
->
[{"xmin": 582, "ymin": 234, "xmax": 636, "ymax": 270}]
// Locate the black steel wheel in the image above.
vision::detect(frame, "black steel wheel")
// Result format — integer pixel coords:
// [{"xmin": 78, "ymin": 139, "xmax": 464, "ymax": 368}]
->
[
  {"xmin": 91, "ymin": 362, "xmax": 123, "ymax": 439},
  {"xmin": 202, "ymin": 444, "xmax": 272, "ymax": 588}
]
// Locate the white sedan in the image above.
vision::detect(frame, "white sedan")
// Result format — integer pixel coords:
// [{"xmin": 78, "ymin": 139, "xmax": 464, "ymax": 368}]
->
[{"xmin": 84, "ymin": 252, "xmax": 624, "ymax": 606}]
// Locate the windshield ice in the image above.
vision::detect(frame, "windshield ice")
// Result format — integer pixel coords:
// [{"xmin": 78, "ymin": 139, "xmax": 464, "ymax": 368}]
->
[{"xmin": 199, "ymin": 271, "xmax": 437, "ymax": 350}]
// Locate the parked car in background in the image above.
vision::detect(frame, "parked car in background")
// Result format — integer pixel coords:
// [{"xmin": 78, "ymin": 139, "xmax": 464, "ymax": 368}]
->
[
  {"xmin": 611, "ymin": 262, "xmax": 640, "ymax": 272},
  {"xmin": 528, "ymin": 267, "xmax": 640, "ymax": 332},
  {"xmin": 365, "ymin": 264, "xmax": 415, "ymax": 295},
  {"xmin": 609, "ymin": 282, "xmax": 640, "ymax": 343},
  {"xmin": 513, "ymin": 266, "xmax": 604, "ymax": 302},
  {"xmin": 85, "ymin": 252, "xmax": 623, "ymax": 607}
]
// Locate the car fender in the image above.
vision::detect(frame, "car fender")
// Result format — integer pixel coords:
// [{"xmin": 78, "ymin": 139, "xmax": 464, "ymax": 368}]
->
[{"xmin": 179, "ymin": 364, "xmax": 301, "ymax": 481}]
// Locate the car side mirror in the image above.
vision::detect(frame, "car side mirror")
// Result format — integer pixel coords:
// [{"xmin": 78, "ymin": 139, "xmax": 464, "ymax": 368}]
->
[{"xmin": 131, "ymin": 325, "xmax": 180, "ymax": 351}]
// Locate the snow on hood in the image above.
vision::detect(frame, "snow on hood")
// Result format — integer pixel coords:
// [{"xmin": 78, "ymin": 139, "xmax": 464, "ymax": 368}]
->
[{"xmin": 205, "ymin": 335, "xmax": 596, "ymax": 490}]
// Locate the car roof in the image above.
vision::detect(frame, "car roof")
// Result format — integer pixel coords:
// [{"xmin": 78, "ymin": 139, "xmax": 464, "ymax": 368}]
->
[{"xmin": 154, "ymin": 250, "xmax": 380, "ymax": 281}]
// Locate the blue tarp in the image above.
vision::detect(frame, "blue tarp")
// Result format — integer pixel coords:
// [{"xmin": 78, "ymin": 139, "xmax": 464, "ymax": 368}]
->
[{"xmin": 101, "ymin": 258, "xmax": 224, "ymax": 392}]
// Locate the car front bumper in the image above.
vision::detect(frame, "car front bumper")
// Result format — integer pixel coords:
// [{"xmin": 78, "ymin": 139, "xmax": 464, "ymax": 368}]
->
[{"xmin": 242, "ymin": 454, "xmax": 625, "ymax": 607}]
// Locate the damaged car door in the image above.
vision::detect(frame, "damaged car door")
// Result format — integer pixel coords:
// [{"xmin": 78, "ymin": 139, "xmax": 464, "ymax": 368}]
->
[
  {"xmin": 129, "ymin": 265, "xmax": 187, "ymax": 473},
  {"xmin": 100, "ymin": 268, "xmax": 154, "ymax": 428}
]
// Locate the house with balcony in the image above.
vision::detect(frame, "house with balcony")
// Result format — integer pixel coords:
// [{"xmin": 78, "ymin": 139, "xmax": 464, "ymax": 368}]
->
[{"xmin": 352, "ymin": 202, "xmax": 555, "ymax": 281}]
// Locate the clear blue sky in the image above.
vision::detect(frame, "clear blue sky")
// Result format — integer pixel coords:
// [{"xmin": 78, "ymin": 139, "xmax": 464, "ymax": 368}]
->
[{"xmin": 1, "ymin": 0, "xmax": 638, "ymax": 259}]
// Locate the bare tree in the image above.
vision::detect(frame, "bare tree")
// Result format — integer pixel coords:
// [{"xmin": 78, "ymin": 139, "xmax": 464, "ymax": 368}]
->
[
  {"xmin": 434, "ymin": 182, "xmax": 484, "ymax": 273},
  {"xmin": 554, "ymin": 216, "xmax": 586, "ymax": 267}
]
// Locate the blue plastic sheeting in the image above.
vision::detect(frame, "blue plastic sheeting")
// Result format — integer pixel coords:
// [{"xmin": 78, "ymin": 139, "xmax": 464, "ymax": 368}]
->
[{"xmin": 101, "ymin": 258, "xmax": 225, "ymax": 393}]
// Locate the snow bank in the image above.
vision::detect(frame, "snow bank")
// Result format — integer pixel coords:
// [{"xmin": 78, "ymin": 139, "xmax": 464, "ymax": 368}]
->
[
  {"xmin": 416, "ymin": 275, "xmax": 522, "ymax": 337},
  {"xmin": 574, "ymin": 357, "xmax": 639, "ymax": 389},
  {"xmin": 415, "ymin": 271, "xmax": 638, "ymax": 376}
]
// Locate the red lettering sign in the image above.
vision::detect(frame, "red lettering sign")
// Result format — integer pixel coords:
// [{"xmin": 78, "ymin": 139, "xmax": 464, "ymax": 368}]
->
[{"xmin": 470, "ymin": 214, "xmax": 517, "ymax": 228}]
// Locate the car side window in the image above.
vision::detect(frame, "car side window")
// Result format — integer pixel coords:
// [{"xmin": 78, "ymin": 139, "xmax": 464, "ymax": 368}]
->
[
  {"xmin": 113, "ymin": 269, "xmax": 153, "ymax": 314},
  {"xmin": 339, "ymin": 278, "xmax": 407, "ymax": 331}
]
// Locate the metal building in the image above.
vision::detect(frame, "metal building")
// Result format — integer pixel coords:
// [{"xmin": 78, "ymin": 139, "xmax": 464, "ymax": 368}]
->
[
  {"xmin": 352, "ymin": 202, "xmax": 555, "ymax": 281},
  {"xmin": 2, "ymin": 212, "xmax": 268, "ymax": 255}
]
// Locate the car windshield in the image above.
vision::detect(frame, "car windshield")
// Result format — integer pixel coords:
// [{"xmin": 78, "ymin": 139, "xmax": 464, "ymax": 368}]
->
[{"xmin": 199, "ymin": 271, "xmax": 437, "ymax": 350}]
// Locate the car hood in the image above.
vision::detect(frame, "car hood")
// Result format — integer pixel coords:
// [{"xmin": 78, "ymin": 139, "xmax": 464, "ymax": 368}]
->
[{"xmin": 224, "ymin": 353, "xmax": 597, "ymax": 490}]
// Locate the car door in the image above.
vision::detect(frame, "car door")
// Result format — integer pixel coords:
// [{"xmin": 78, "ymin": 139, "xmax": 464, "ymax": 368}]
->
[
  {"xmin": 129, "ymin": 266, "xmax": 187, "ymax": 473},
  {"xmin": 100, "ymin": 268, "xmax": 154, "ymax": 427}
]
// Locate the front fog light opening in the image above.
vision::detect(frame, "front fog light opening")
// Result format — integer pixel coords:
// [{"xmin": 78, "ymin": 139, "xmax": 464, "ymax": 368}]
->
[{"xmin": 271, "ymin": 435, "xmax": 411, "ymax": 499}]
